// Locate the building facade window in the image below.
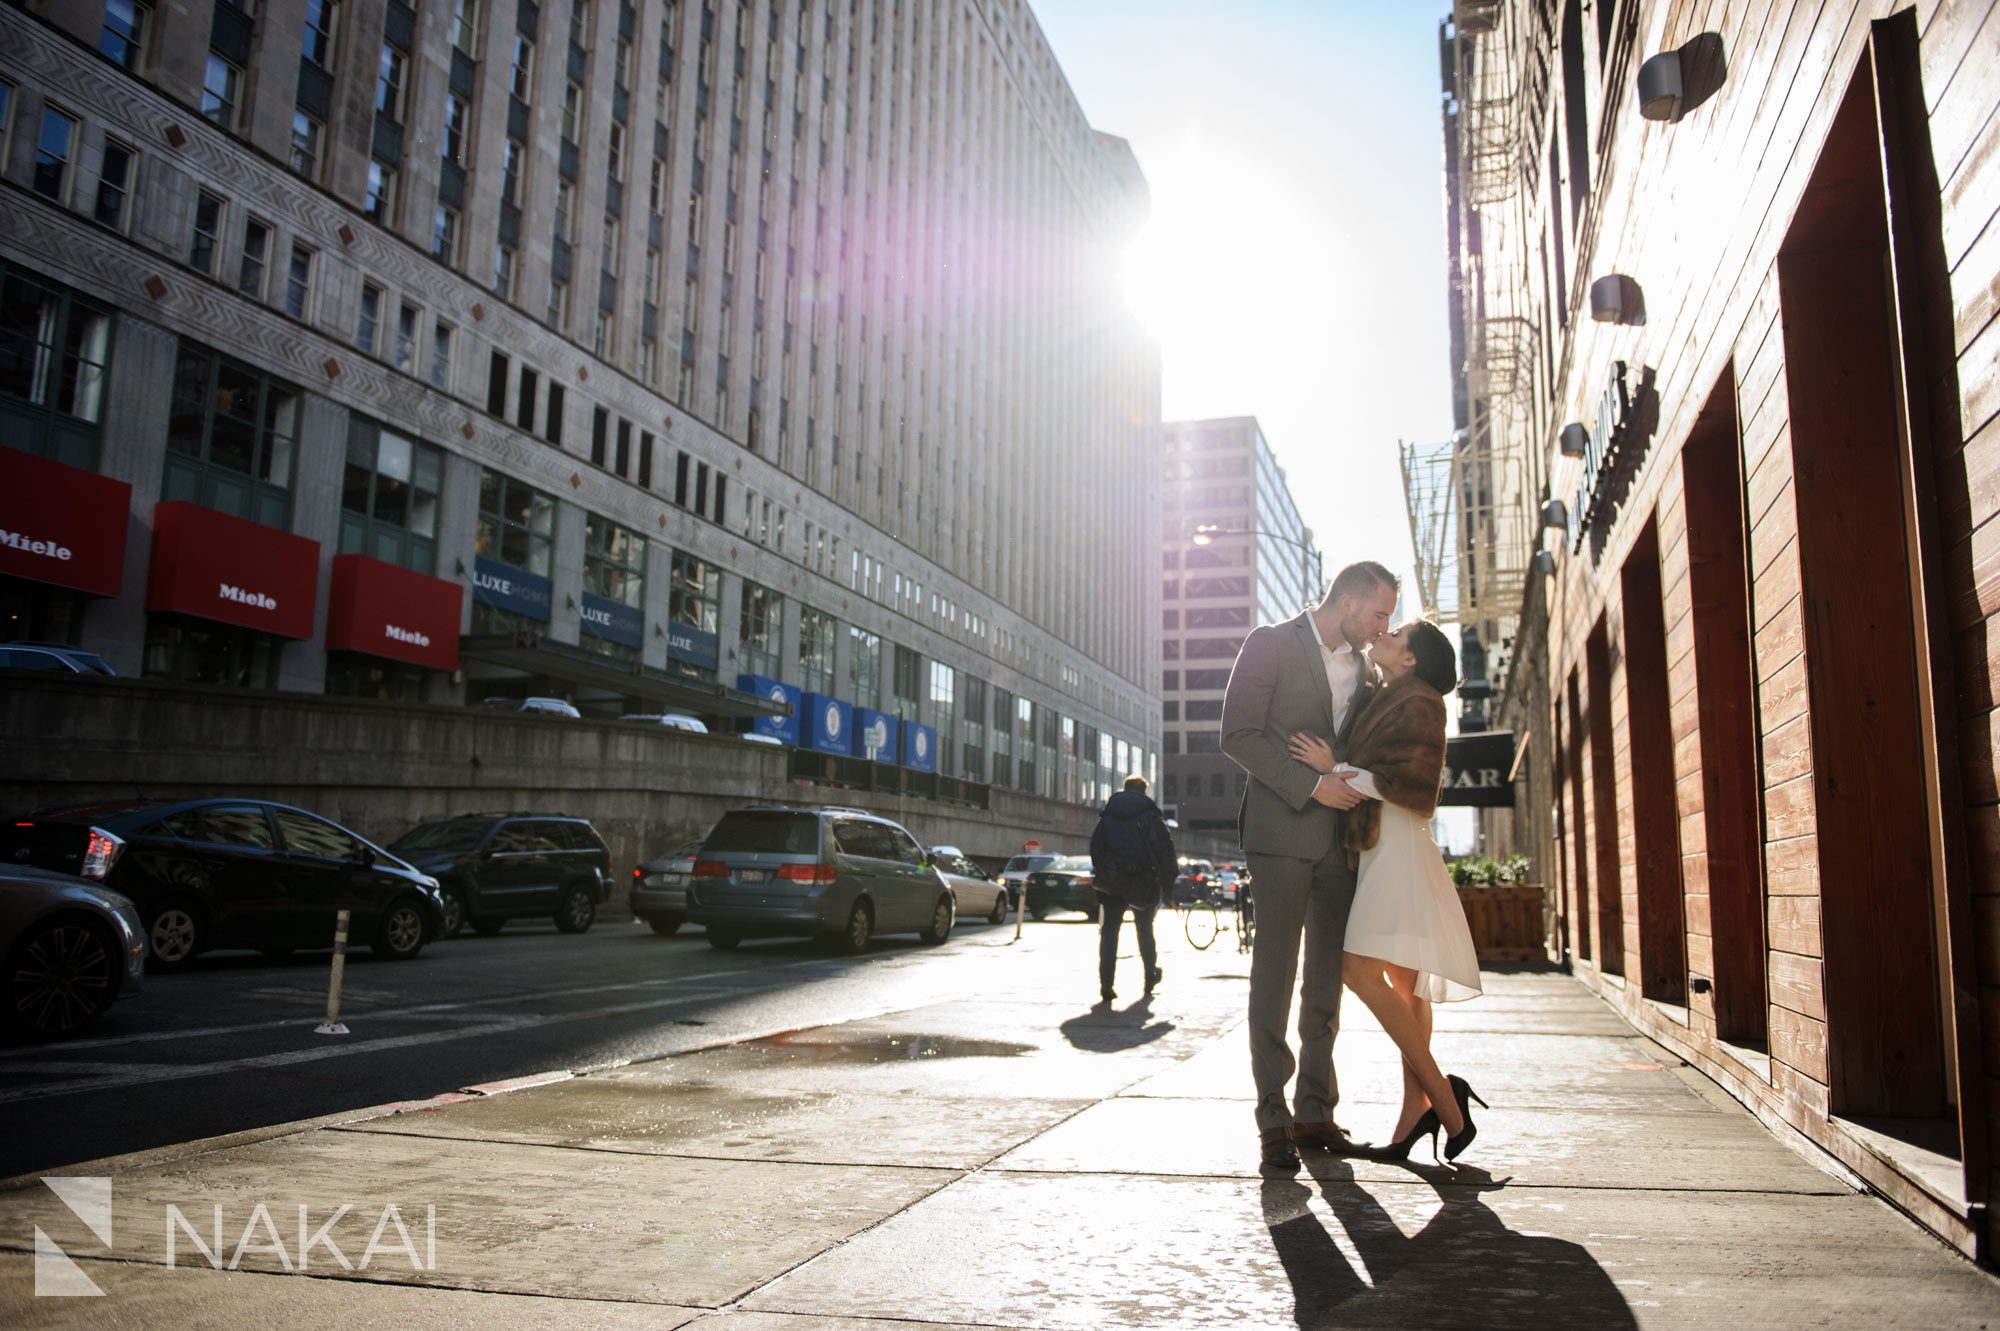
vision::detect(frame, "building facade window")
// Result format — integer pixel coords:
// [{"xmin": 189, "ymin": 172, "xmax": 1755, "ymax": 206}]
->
[
  {"xmin": 667, "ymin": 550, "xmax": 720, "ymax": 680},
  {"xmin": 237, "ymin": 218, "xmax": 270, "ymax": 297},
  {"xmin": 430, "ymin": 321, "xmax": 454, "ymax": 389},
  {"xmin": 375, "ymin": 43, "xmax": 407, "ymax": 120},
  {"xmin": 738, "ymin": 579, "xmax": 783, "ymax": 678},
  {"xmin": 510, "ymin": 35, "xmax": 535, "ymax": 98},
  {"xmin": 472, "ymin": 469, "xmax": 555, "ymax": 633},
  {"xmin": 450, "ymin": 0, "xmax": 481, "ymax": 54},
  {"xmin": 200, "ymin": 54, "xmax": 239, "ymax": 126},
  {"xmin": 340, "ymin": 419, "xmax": 441, "ymax": 571},
  {"xmin": 302, "ymin": 0, "xmax": 339, "ymax": 67},
  {"xmin": 188, "ymin": 191, "xmax": 224, "ymax": 274},
  {"xmin": 0, "ymin": 261, "xmax": 112, "ymax": 468},
  {"xmin": 364, "ymin": 159, "xmax": 397, "ymax": 223},
  {"xmin": 394, "ymin": 301, "xmax": 419, "ymax": 373},
  {"xmin": 444, "ymin": 93, "xmax": 470, "ymax": 163},
  {"xmin": 289, "ymin": 111, "xmax": 322, "ymax": 178},
  {"xmin": 32, "ymin": 108, "xmax": 76, "ymax": 201},
  {"xmin": 283, "ymin": 244, "xmax": 314, "ymax": 318},
  {"xmin": 501, "ymin": 137, "xmax": 525, "ymax": 203},
  {"xmin": 144, "ymin": 620, "xmax": 282, "ymax": 689},
  {"xmin": 93, "ymin": 139, "xmax": 133, "ymax": 229},
  {"xmin": 581, "ymin": 513, "xmax": 645, "ymax": 661},
  {"xmin": 162, "ymin": 342, "xmax": 300, "ymax": 527},
  {"xmin": 356, "ymin": 282, "xmax": 382, "ymax": 353},
  {"xmin": 433, "ymin": 204, "xmax": 460, "ymax": 264},
  {"xmin": 798, "ymin": 606, "xmax": 835, "ymax": 694},
  {"xmin": 929, "ymin": 660, "xmax": 956, "ymax": 778},
  {"xmin": 492, "ymin": 243, "xmax": 516, "ymax": 298},
  {"xmin": 961, "ymin": 674, "xmax": 987, "ymax": 781},
  {"xmin": 101, "ymin": 0, "xmax": 149, "ymax": 68}
]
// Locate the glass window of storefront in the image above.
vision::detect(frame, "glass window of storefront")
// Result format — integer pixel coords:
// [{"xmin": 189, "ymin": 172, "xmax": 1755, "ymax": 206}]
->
[
  {"xmin": 0, "ymin": 261, "xmax": 112, "ymax": 469},
  {"xmin": 143, "ymin": 618, "xmax": 281, "ymax": 689},
  {"xmin": 798, "ymin": 605, "xmax": 836, "ymax": 695},
  {"xmin": 472, "ymin": 468, "xmax": 555, "ymax": 634},
  {"xmin": 162, "ymin": 342, "xmax": 299, "ymax": 529},
  {"xmin": 847, "ymin": 625, "xmax": 881, "ymax": 707},
  {"xmin": 738, "ymin": 578, "xmax": 783, "ymax": 678},
  {"xmin": 667, "ymin": 549, "xmax": 719, "ymax": 680},
  {"xmin": 341, "ymin": 419, "xmax": 440, "ymax": 571},
  {"xmin": 961, "ymin": 674, "xmax": 987, "ymax": 781},
  {"xmin": 581, "ymin": 512, "xmax": 645, "ymax": 662},
  {"xmin": 929, "ymin": 660, "xmax": 955, "ymax": 778}
]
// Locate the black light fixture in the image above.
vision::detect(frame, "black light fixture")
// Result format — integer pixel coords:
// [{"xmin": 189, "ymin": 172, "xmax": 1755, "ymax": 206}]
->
[
  {"xmin": 1531, "ymin": 549, "xmax": 1557, "ymax": 576},
  {"xmin": 1590, "ymin": 274, "xmax": 1646, "ymax": 326},
  {"xmin": 1639, "ymin": 33, "xmax": 1728, "ymax": 123},
  {"xmin": 1559, "ymin": 423, "xmax": 1589, "ymax": 457},
  {"xmin": 1540, "ymin": 499, "xmax": 1569, "ymax": 530}
]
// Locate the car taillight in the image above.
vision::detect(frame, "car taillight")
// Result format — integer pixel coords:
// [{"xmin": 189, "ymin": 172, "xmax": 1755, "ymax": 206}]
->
[
  {"xmin": 81, "ymin": 827, "xmax": 124, "ymax": 880},
  {"xmin": 1076, "ymin": 874, "xmax": 1094, "ymax": 887},
  {"xmin": 776, "ymin": 863, "xmax": 839, "ymax": 884},
  {"xmin": 692, "ymin": 860, "xmax": 729, "ymax": 878},
  {"xmin": 633, "ymin": 866, "xmax": 644, "ymax": 879}
]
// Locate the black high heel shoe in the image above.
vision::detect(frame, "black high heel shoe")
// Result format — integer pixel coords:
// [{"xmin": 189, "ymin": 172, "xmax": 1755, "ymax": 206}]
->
[
  {"xmin": 1442, "ymin": 1074, "xmax": 1488, "ymax": 1162},
  {"xmin": 1374, "ymin": 1108, "xmax": 1440, "ymax": 1163}
]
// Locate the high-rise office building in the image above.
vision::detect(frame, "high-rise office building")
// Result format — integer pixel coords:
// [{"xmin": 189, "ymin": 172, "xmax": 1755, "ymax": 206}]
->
[
  {"xmin": 1159, "ymin": 416, "xmax": 1317, "ymax": 831},
  {"xmin": 0, "ymin": 0, "xmax": 1160, "ymax": 802}
]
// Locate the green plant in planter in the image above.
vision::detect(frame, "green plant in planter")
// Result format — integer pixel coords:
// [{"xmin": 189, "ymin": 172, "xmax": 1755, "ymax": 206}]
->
[{"xmin": 1448, "ymin": 854, "xmax": 1532, "ymax": 887}]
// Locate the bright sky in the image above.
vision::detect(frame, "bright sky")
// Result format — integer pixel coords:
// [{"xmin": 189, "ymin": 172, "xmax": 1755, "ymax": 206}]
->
[{"xmin": 1036, "ymin": 0, "xmax": 1454, "ymax": 609}]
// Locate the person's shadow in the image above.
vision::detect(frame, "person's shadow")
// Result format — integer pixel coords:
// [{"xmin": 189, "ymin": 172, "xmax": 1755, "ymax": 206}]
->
[
  {"xmin": 1262, "ymin": 1157, "xmax": 1636, "ymax": 1328},
  {"xmin": 1057, "ymin": 995, "xmax": 1176, "ymax": 1053}
]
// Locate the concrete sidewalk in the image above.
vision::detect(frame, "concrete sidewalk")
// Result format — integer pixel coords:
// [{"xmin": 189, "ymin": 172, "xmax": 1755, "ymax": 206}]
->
[{"xmin": 3, "ymin": 925, "xmax": 1995, "ymax": 1328}]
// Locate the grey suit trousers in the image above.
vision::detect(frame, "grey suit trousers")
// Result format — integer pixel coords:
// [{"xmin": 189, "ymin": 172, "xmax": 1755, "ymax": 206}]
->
[{"xmin": 1246, "ymin": 830, "xmax": 1357, "ymax": 1135}]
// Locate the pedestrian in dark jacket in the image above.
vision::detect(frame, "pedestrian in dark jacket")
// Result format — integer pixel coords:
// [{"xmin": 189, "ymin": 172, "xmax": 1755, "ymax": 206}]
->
[{"xmin": 1089, "ymin": 775, "xmax": 1177, "ymax": 1003}]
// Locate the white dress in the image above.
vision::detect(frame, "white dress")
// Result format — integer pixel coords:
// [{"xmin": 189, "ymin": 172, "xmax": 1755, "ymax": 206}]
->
[{"xmin": 1338, "ymin": 767, "xmax": 1483, "ymax": 1004}]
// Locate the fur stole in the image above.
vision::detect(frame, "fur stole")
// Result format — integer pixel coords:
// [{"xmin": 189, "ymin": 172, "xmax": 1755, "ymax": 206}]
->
[{"xmin": 1341, "ymin": 673, "xmax": 1448, "ymax": 869}]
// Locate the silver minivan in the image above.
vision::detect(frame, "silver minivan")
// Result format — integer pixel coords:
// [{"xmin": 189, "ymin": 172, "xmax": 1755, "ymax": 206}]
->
[{"xmin": 686, "ymin": 807, "xmax": 955, "ymax": 953}]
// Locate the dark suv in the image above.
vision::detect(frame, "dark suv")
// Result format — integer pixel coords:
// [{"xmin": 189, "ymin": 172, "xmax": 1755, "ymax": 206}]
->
[
  {"xmin": 685, "ymin": 806, "xmax": 955, "ymax": 953},
  {"xmin": 389, "ymin": 814, "xmax": 613, "ymax": 937}
]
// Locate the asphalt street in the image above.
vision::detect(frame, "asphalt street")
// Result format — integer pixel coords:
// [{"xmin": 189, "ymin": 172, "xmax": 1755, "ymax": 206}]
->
[{"xmin": 0, "ymin": 906, "xmax": 1147, "ymax": 1179}]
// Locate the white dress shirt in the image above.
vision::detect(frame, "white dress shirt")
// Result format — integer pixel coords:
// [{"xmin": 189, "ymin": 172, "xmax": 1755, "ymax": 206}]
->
[{"xmin": 1318, "ymin": 635, "xmax": 1365, "ymax": 738}]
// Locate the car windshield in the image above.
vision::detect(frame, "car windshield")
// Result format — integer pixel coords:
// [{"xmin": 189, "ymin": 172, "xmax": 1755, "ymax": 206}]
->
[
  {"xmin": 703, "ymin": 811, "xmax": 820, "ymax": 855},
  {"xmin": 1050, "ymin": 855, "xmax": 1092, "ymax": 871},
  {"xmin": 1003, "ymin": 855, "xmax": 1056, "ymax": 874},
  {"xmin": 390, "ymin": 821, "xmax": 492, "ymax": 854}
]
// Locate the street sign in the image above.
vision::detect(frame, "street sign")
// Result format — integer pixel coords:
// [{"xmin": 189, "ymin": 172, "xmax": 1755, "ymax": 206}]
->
[{"xmin": 1024, "ymin": 840, "xmax": 1041, "ymax": 852}]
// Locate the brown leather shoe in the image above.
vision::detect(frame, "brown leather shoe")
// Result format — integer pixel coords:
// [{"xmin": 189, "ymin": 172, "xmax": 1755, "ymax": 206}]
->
[
  {"xmin": 1289, "ymin": 1121, "xmax": 1370, "ymax": 1156},
  {"xmin": 1260, "ymin": 1131, "xmax": 1301, "ymax": 1175}
]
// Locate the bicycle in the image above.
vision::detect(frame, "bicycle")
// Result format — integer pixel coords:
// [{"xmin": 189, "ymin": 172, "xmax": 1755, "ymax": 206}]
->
[{"xmin": 1181, "ymin": 886, "xmax": 1221, "ymax": 950}]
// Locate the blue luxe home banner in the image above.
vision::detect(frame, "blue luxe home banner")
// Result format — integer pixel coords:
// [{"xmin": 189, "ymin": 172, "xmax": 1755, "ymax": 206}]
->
[
  {"xmin": 665, "ymin": 621, "xmax": 720, "ymax": 671},
  {"xmin": 902, "ymin": 722, "xmax": 938, "ymax": 773},
  {"xmin": 737, "ymin": 674, "xmax": 801, "ymax": 744},
  {"xmin": 471, "ymin": 556, "xmax": 552, "ymax": 622},
  {"xmin": 578, "ymin": 591, "xmax": 643, "ymax": 647},
  {"xmin": 801, "ymin": 693, "xmax": 852, "ymax": 755},
  {"xmin": 853, "ymin": 707, "xmax": 898, "ymax": 762}
]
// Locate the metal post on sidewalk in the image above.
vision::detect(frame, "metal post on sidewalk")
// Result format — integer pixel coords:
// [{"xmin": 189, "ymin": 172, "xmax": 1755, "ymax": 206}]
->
[
  {"xmin": 1012, "ymin": 838, "xmax": 1040, "ymax": 943},
  {"xmin": 315, "ymin": 909, "xmax": 352, "ymax": 1035}
]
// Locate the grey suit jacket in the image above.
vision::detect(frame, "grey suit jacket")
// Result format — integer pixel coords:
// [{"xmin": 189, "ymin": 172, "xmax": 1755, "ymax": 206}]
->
[{"xmin": 1219, "ymin": 612, "xmax": 1380, "ymax": 860}]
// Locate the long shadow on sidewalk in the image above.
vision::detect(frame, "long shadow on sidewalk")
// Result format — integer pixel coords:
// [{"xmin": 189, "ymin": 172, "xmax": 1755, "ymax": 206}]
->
[
  {"xmin": 1263, "ymin": 1158, "xmax": 1635, "ymax": 1328},
  {"xmin": 1057, "ymin": 996, "xmax": 1176, "ymax": 1052}
]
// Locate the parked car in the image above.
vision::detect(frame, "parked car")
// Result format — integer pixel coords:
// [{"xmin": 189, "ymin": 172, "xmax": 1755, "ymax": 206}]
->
[
  {"xmin": 621, "ymin": 713, "xmax": 709, "ymax": 734},
  {"xmin": 686, "ymin": 806, "xmax": 954, "ymax": 952},
  {"xmin": 736, "ymin": 733, "xmax": 786, "ymax": 747},
  {"xmin": 0, "ymin": 800, "xmax": 444, "ymax": 970},
  {"xmin": 928, "ymin": 846, "xmax": 1010, "ymax": 925},
  {"xmin": 1, "ymin": 865, "xmax": 145, "ymax": 1040},
  {"xmin": 390, "ymin": 813, "xmax": 613, "ymax": 937},
  {"xmin": 1025, "ymin": 855, "xmax": 1100, "ymax": 921},
  {"xmin": 631, "ymin": 837, "xmax": 705, "ymax": 935},
  {"xmin": 479, "ymin": 696, "xmax": 582, "ymax": 718},
  {"xmin": 997, "ymin": 852, "xmax": 1058, "ymax": 911},
  {"xmin": 0, "ymin": 642, "xmax": 115, "ymax": 674}
]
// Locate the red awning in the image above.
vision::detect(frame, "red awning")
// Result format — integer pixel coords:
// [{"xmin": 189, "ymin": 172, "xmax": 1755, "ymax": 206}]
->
[
  {"xmin": 0, "ymin": 447, "xmax": 131, "ymax": 597},
  {"xmin": 326, "ymin": 553, "xmax": 462, "ymax": 670},
  {"xmin": 146, "ymin": 501, "xmax": 318, "ymax": 639}
]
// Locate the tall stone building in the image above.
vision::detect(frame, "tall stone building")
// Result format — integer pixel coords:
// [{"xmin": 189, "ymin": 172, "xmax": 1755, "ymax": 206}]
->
[
  {"xmin": 1159, "ymin": 416, "xmax": 1317, "ymax": 833},
  {"xmin": 0, "ymin": 0, "xmax": 1161, "ymax": 803},
  {"xmin": 1438, "ymin": 0, "xmax": 2000, "ymax": 1262}
]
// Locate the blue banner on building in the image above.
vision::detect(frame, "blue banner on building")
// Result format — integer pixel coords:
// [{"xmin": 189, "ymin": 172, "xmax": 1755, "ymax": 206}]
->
[
  {"xmin": 800, "ymin": 693, "xmax": 853, "ymax": 755},
  {"xmin": 664, "ymin": 620, "xmax": 720, "ymax": 672},
  {"xmin": 471, "ymin": 556, "xmax": 552, "ymax": 622},
  {"xmin": 578, "ymin": 591, "xmax": 643, "ymax": 647},
  {"xmin": 852, "ymin": 707, "xmax": 899, "ymax": 763},
  {"xmin": 736, "ymin": 674, "xmax": 801, "ymax": 745},
  {"xmin": 902, "ymin": 721, "xmax": 938, "ymax": 773}
]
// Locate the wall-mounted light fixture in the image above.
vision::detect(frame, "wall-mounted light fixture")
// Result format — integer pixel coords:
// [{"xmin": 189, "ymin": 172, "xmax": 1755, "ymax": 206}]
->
[
  {"xmin": 1638, "ymin": 32, "xmax": 1728, "ymax": 123},
  {"xmin": 1559, "ymin": 423, "xmax": 1589, "ymax": 457},
  {"xmin": 1531, "ymin": 549, "xmax": 1557, "ymax": 576},
  {"xmin": 1590, "ymin": 274, "xmax": 1646, "ymax": 326},
  {"xmin": 1541, "ymin": 499, "xmax": 1569, "ymax": 530}
]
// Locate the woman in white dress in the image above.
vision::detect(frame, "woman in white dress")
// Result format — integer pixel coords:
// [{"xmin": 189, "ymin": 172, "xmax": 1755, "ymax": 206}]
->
[{"xmin": 1288, "ymin": 620, "xmax": 1485, "ymax": 1163}]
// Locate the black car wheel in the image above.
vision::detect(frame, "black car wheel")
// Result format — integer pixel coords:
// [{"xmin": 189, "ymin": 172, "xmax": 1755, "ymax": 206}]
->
[
  {"xmin": 470, "ymin": 916, "xmax": 505, "ymax": 936},
  {"xmin": 987, "ymin": 892, "xmax": 1008, "ymax": 926},
  {"xmin": 145, "ymin": 900, "xmax": 202, "ymax": 972},
  {"xmin": 7, "ymin": 917, "xmax": 119, "ymax": 1040},
  {"xmin": 919, "ymin": 894, "xmax": 954, "ymax": 945},
  {"xmin": 647, "ymin": 913, "xmax": 685, "ymax": 936},
  {"xmin": 554, "ymin": 884, "xmax": 596, "ymax": 934},
  {"xmin": 839, "ymin": 900, "xmax": 874, "ymax": 954},
  {"xmin": 705, "ymin": 927, "xmax": 741, "ymax": 950},
  {"xmin": 372, "ymin": 900, "xmax": 428, "ymax": 960},
  {"xmin": 438, "ymin": 887, "xmax": 468, "ymax": 939}
]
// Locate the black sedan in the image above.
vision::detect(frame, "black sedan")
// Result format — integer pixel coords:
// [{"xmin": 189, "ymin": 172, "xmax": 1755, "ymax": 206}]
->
[
  {"xmin": 1025, "ymin": 855, "xmax": 1101, "ymax": 921},
  {"xmin": 1, "ymin": 865, "xmax": 146, "ymax": 1040},
  {"xmin": 0, "ymin": 800, "xmax": 445, "ymax": 970}
]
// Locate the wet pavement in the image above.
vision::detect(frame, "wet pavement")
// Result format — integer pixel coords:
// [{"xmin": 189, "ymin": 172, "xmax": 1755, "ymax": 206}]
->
[{"xmin": 3, "ymin": 917, "xmax": 1995, "ymax": 1327}]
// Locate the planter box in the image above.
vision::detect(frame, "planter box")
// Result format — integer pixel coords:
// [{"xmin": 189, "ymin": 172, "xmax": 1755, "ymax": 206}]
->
[{"xmin": 1456, "ymin": 883, "xmax": 1544, "ymax": 962}]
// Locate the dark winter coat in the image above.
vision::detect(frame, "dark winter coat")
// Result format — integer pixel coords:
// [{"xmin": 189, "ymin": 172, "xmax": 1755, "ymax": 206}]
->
[{"xmin": 1089, "ymin": 790, "xmax": 1178, "ymax": 908}]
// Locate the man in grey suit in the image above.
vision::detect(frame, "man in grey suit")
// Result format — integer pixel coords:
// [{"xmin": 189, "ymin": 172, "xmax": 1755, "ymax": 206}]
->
[{"xmin": 1221, "ymin": 560, "xmax": 1399, "ymax": 1173}]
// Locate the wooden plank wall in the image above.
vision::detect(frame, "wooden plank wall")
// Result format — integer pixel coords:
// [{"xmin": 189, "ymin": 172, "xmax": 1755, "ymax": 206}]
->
[{"xmin": 1523, "ymin": 0, "xmax": 2000, "ymax": 1260}]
